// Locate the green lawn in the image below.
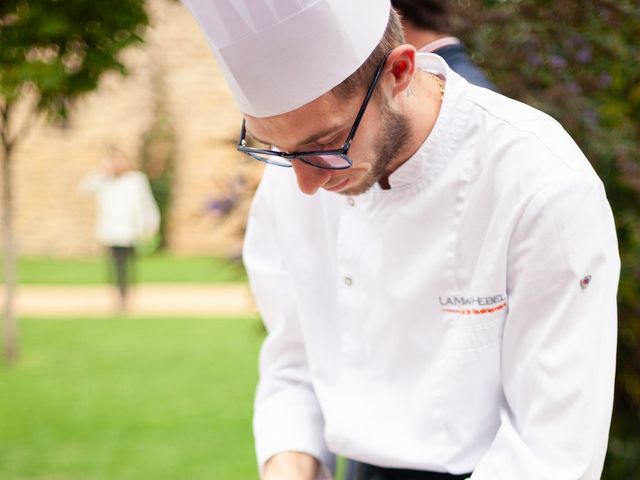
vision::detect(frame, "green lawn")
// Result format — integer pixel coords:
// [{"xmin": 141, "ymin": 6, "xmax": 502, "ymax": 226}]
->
[
  {"xmin": 0, "ymin": 316, "xmax": 263, "ymax": 480},
  {"xmin": 8, "ymin": 254, "xmax": 247, "ymax": 285}
]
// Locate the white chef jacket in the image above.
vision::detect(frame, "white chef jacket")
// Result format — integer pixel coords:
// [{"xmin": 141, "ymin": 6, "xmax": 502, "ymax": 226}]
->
[
  {"xmin": 80, "ymin": 170, "xmax": 160, "ymax": 247},
  {"xmin": 243, "ymin": 53, "xmax": 620, "ymax": 479}
]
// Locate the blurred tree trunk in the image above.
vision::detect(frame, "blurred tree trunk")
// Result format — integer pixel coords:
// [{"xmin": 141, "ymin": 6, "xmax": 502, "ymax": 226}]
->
[
  {"xmin": 1, "ymin": 102, "xmax": 17, "ymax": 366},
  {"xmin": 0, "ymin": 0, "xmax": 149, "ymax": 366}
]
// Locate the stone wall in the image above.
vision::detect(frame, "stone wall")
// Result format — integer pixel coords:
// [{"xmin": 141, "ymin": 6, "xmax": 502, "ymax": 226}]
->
[{"xmin": 0, "ymin": 0, "xmax": 263, "ymax": 257}]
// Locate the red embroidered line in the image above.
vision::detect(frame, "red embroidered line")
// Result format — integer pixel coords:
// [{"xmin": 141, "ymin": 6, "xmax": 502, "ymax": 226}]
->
[{"xmin": 442, "ymin": 302, "xmax": 507, "ymax": 315}]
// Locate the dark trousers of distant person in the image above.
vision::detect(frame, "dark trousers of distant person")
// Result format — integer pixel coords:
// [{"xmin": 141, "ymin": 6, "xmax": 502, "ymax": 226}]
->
[
  {"xmin": 346, "ymin": 462, "xmax": 471, "ymax": 480},
  {"xmin": 108, "ymin": 245, "xmax": 136, "ymax": 311}
]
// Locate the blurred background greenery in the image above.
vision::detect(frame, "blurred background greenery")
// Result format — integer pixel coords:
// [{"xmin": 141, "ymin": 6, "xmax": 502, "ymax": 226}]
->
[
  {"xmin": 1, "ymin": 315, "xmax": 262, "ymax": 479},
  {"xmin": 2, "ymin": 254, "xmax": 246, "ymax": 284},
  {"xmin": 1, "ymin": 0, "xmax": 639, "ymax": 479}
]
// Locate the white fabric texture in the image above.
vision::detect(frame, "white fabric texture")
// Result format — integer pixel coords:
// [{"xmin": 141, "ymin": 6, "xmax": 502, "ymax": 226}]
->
[
  {"xmin": 181, "ymin": 0, "xmax": 390, "ymax": 117},
  {"xmin": 244, "ymin": 53, "xmax": 619, "ymax": 478},
  {"xmin": 80, "ymin": 171, "xmax": 160, "ymax": 247}
]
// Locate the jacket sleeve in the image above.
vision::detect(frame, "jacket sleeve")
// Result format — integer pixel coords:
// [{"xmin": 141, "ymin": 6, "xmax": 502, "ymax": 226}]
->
[
  {"xmin": 243, "ymin": 169, "xmax": 334, "ymax": 479},
  {"xmin": 134, "ymin": 172, "xmax": 161, "ymax": 240},
  {"xmin": 471, "ymin": 176, "xmax": 620, "ymax": 479}
]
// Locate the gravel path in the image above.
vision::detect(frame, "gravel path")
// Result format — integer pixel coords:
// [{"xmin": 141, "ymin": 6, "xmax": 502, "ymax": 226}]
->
[{"xmin": 0, "ymin": 284, "xmax": 257, "ymax": 317}]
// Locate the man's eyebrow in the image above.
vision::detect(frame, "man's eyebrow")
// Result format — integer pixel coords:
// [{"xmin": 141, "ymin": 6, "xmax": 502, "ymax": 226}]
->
[
  {"xmin": 295, "ymin": 126, "xmax": 344, "ymax": 149},
  {"xmin": 247, "ymin": 125, "xmax": 344, "ymax": 151}
]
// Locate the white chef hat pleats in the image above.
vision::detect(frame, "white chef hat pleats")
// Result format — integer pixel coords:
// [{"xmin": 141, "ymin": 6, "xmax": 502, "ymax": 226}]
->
[{"xmin": 182, "ymin": 0, "xmax": 391, "ymax": 117}]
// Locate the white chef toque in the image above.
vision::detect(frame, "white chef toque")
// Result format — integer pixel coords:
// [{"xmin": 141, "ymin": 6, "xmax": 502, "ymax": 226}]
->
[{"xmin": 182, "ymin": 0, "xmax": 391, "ymax": 118}]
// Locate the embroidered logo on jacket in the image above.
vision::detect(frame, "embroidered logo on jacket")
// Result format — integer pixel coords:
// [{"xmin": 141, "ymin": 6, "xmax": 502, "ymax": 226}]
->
[{"xmin": 439, "ymin": 294, "xmax": 507, "ymax": 315}]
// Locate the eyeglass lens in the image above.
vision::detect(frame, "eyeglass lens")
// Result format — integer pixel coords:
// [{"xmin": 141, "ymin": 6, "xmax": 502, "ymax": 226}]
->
[{"xmin": 249, "ymin": 152, "xmax": 350, "ymax": 169}]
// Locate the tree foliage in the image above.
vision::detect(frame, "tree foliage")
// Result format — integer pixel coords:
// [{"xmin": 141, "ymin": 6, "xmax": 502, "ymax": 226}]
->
[
  {"xmin": 451, "ymin": 1, "xmax": 640, "ymax": 476},
  {"xmin": 0, "ymin": 0, "xmax": 148, "ymax": 121},
  {"xmin": 139, "ymin": 68, "xmax": 176, "ymax": 252}
]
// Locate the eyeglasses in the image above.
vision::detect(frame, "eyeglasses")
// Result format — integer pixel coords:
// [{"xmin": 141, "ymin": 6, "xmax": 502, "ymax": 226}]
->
[{"xmin": 236, "ymin": 52, "xmax": 391, "ymax": 170}]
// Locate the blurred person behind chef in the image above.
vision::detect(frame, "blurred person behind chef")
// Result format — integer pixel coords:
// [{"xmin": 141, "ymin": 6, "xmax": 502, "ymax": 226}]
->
[
  {"xmin": 80, "ymin": 146, "xmax": 160, "ymax": 312},
  {"xmin": 392, "ymin": 0, "xmax": 496, "ymax": 91}
]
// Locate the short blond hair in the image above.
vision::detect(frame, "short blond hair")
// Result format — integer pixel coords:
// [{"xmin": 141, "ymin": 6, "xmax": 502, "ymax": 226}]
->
[{"xmin": 332, "ymin": 8, "xmax": 405, "ymax": 100}]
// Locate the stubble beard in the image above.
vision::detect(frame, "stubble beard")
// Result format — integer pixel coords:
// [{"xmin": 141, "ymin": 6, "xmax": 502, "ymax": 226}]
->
[{"xmin": 340, "ymin": 105, "xmax": 412, "ymax": 196}]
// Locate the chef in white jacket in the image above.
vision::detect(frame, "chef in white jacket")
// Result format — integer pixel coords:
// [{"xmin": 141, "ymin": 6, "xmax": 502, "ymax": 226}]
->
[{"xmin": 183, "ymin": 1, "xmax": 620, "ymax": 479}]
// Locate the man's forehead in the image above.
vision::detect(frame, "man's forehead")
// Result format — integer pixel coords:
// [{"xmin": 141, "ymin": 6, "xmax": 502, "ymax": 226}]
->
[
  {"xmin": 246, "ymin": 121, "xmax": 345, "ymax": 150},
  {"xmin": 244, "ymin": 94, "xmax": 354, "ymax": 150}
]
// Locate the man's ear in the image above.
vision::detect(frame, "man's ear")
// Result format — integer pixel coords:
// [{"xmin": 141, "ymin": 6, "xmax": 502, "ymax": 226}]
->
[{"xmin": 385, "ymin": 44, "xmax": 417, "ymax": 98}]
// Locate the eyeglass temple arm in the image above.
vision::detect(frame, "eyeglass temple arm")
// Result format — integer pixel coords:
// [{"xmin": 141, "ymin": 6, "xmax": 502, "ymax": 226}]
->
[
  {"xmin": 238, "ymin": 120, "xmax": 248, "ymax": 147},
  {"xmin": 343, "ymin": 51, "xmax": 392, "ymax": 148}
]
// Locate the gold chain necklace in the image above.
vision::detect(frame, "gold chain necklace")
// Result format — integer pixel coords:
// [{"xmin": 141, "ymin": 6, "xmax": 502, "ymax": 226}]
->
[{"xmin": 429, "ymin": 72, "xmax": 445, "ymax": 101}]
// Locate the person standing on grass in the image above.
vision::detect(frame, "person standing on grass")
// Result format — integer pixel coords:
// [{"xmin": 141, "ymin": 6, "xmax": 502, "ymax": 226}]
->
[
  {"xmin": 80, "ymin": 147, "xmax": 160, "ymax": 312},
  {"xmin": 183, "ymin": 1, "xmax": 619, "ymax": 479},
  {"xmin": 391, "ymin": 0, "xmax": 496, "ymax": 92}
]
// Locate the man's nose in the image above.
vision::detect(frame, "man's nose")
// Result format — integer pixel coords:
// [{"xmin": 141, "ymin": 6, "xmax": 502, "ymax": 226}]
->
[{"xmin": 291, "ymin": 159, "xmax": 331, "ymax": 195}]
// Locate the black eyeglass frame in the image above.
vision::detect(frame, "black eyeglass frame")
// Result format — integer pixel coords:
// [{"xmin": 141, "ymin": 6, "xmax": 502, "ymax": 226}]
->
[{"xmin": 236, "ymin": 51, "xmax": 392, "ymax": 170}]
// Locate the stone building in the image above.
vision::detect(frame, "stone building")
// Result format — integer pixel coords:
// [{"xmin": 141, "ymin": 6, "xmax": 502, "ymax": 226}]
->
[{"xmin": 2, "ymin": 0, "xmax": 263, "ymax": 258}]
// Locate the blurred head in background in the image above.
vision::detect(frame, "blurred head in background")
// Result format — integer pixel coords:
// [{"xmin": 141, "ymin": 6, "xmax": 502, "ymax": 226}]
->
[
  {"xmin": 103, "ymin": 146, "xmax": 132, "ymax": 177},
  {"xmin": 391, "ymin": 0, "xmax": 452, "ymax": 46}
]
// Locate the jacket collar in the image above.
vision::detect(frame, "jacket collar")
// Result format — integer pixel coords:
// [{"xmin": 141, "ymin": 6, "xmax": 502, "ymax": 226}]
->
[{"xmin": 380, "ymin": 53, "xmax": 469, "ymax": 191}]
